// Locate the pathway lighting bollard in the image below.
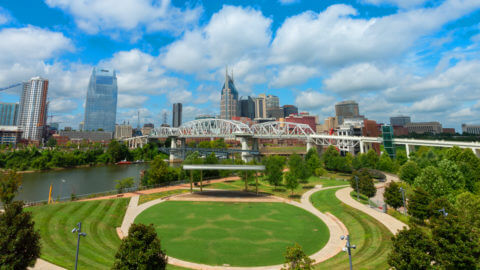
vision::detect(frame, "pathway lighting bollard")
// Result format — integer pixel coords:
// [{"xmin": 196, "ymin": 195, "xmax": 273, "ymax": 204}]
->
[
  {"xmin": 438, "ymin": 208, "xmax": 448, "ymax": 217},
  {"xmin": 72, "ymin": 222, "xmax": 87, "ymax": 270}
]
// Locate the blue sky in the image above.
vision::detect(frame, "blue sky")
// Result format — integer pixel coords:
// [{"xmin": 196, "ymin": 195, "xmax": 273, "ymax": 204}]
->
[{"xmin": 0, "ymin": 0, "xmax": 479, "ymax": 131}]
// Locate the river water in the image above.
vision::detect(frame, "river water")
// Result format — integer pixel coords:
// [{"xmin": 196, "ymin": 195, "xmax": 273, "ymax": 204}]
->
[{"xmin": 15, "ymin": 163, "xmax": 149, "ymax": 203}]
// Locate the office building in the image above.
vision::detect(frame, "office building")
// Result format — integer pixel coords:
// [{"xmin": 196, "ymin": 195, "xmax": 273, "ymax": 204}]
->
[
  {"xmin": 254, "ymin": 94, "xmax": 267, "ymax": 119},
  {"xmin": 84, "ymin": 68, "xmax": 118, "ymax": 132},
  {"xmin": 59, "ymin": 130, "xmax": 113, "ymax": 142},
  {"xmin": 0, "ymin": 126, "xmax": 23, "ymax": 145},
  {"xmin": 267, "ymin": 107, "xmax": 284, "ymax": 119},
  {"xmin": 220, "ymin": 68, "xmax": 239, "ymax": 119},
  {"xmin": 78, "ymin": 122, "xmax": 84, "ymax": 131},
  {"xmin": 462, "ymin": 124, "xmax": 480, "ymax": 135},
  {"xmin": 405, "ymin": 122, "xmax": 442, "ymax": 134},
  {"xmin": 239, "ymin": 96, "xmax": 255, "ymax": 119},
  {"xmin": 335, "ymin": 100, "xmax": 360, "ymax": 124},
  {"xmin": 172, "ymin": 103, "xmax": 182, "ymax": 127},
  {"xmin": 115, "ymin": 124, "xmax": 133, "ymax": 139},
  {"xmin": 18, "ymin": 77, "xmax": 49, "ymax": 142},
  {"xmin": 265, "ymin": 95, "xmax": 279, "ymax": 109},
  {"xmin": 141, "ymin": 123, "xmax": 154, "ymax": 136},
  {"xmin": 283, "ymin": 105, "xmax": 298, "ymax": 118},
  {"xmin": 390, "ymin": 116, "xmax": 411, "ymax": 127},
  {"xmin": 285, "ymin": 112, "xmax": 317, "ymax": 131},
  {"xmin": 0, "ymin": 103, "xmax": 19, "ymax": 126}
]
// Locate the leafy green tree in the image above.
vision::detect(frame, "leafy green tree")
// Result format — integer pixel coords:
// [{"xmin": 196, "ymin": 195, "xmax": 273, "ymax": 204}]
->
[
  {"xmin": 46, "ymin": 137, "xmax": 57, "ymax": 148},
  {"xmin": 282, "ymin": 243, "xmax": 314, "ymax": 270},
  {"xmin": 388, "ymin": 226, "xmax": 434, "ymax": 270},
  {"xmin": 395, "ymin": 150, "xmax": 408, "ymax": 167},
  {"xmin": 414, "ymin": 166, "xmax": 451, "ymax": 197},
  {"xmin": 107, "ymin": 140, "xmax": 129, "ymax": 162},
  {"xmin": 455, "ymin": 192, "xmax": 480, "ymax": 231},
  {"xmin": 305, "ymin": 148, "xmax": 321, "ymax": 178},
  {"xmin": 384, "ymin": 181, "xmax": 403, "ymax": 209},
  {"xmin": 399, "ymin": 161, "xmax": 420, "ymax": 185},
  {"xmin": 284, "ymin": 172, "xmax": 299, "ymax": 195},
  {"xmin": 377, "ymin": 152, "xmax": 396, "ymax": 173},
  {"xmin": 112, "ymin": 223, "xmax": 167, "ymax": 270},
  {"xmin": 145, "ymin": 156, "xmax": 179, "ymax": 185},
  {"xmin": 363, "ymin": 149, "xmax": 379, "ymax": 169},
  {"xmin": 263, "ymin": 155, "xmax": 285, "ymax": 190},
  {"xmin": 0, "ymin": 201, "xmax": 41, "ymax": 269},
  {"xmin": 0, "ymin": 170, "xmax": 22, "ymax": 205},
  {"xmin": 115, "ymin": 177, "xmax": 135, "ymax": 194},
  {"xmin": 288, "ymin": 154, "xmax": 307, "ymax": 183},
  {"xmin": 204, "ymin": 152, "xmax": 219, "ymax": 178},
  {"xmin": 431, "ymin": 215, "xmax": 480, "ymax": 269},
  {"xmin": 408, "ymin": 187, "xmax": 432, "ymax": 223},
  {"xmin": 437, "ymin": 159, "xmax": 465, "ymax": 191},
  {"xmin": 322, "ymin": 146, "xmax": 340, "ymax": 171},
  {"xmin": 427, "ymin": 197, "xmax": 455, "ymax": 221},
  {"xmin": 197, "ymin": 141, "xmax": 212, "ymax": 148},
  {"xmin": 350, "ymin": 169, "xmax": 376, "ymax": 198}
]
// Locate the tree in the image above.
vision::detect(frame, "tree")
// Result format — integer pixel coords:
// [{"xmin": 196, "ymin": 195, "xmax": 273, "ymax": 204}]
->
[
  {"xmin": 414, "ymin": 166, "xmax": 451, "ymax": 197},
  {"xmin": 107, "ymin": 140, "xmax": 129, "ymax": 163},
  {"xmin": 437, "ymin": 159, "xmax": 465, "ymax": 191},
  {"xmin": 46, "ymin": 137, "xmax": 57, "ymax": 148},
  {"xmin": 363, "ymin": 149, "xmax": 379, "ymax": 169},
  {"xmin": 284, "ymin": 172, "xmax": 299, "ymax": 195},
  {"xmin": 431, "ymin": 215, "xmax": 480, "ymax": 269},
  {"xmin": 455, "ymin": 192, "xmax": 480, "ymax": 231},
  {"xmin": 399, "ymin": 161, "xmax": 419, "ymax": 185},
  {"xmin": 395, "ymin": 150, "xmax": 408, "ymax": 167},
  {"xmin": 0, "ymin": 170, "xmax": 22, "ymax": 206},
  {"xmin": 288, "ymin": 154, "xmax": 307, "ymax": 183},
  {"xmin": 322, "ymin": 146, "xmax": 340, "ymax": 171},
  {"xmin": 387, "ymin": 226, "xmax": 434, "ymax": 270},
  {"xmin": 282, "ymin": 243, "xmax": 314, "ymax": 270},
  {"xmin": 115, "ymin": 177, "xmax": 135, "ymax": 194},
  {"xmin": 305, "ymin": 148, "xmax": 321, "ymax": 178},
  {"xmin": 377, "ymin": 152, "xmax": 395, "ymax": 173},
  {"xmin": 350, "ymin": 169, "xmax": 376, "ymax": 198},
  {"xmin": 408, "ymin": 187, "xmax": 432, "ymax": 223},
  {"xmin": 112, "ymin": 223, "xmax": 167, "ymax": 270},
  {"xmin": 263, "ymin": 155, "xmax": 285, "ymax": 190},
  {"xmin": 384, "ymin": 181, "xmax": 403, "ymax": 209}
]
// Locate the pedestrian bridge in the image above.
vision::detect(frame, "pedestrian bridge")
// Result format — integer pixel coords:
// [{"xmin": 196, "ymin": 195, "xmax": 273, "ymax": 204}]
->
[{"xmin": 121, "ymin": 119, "xmax": 480, "ymax": 161}]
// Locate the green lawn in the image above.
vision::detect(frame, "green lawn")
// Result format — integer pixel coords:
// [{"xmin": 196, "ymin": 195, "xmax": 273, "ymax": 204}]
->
[
  {"xmin": 311, "ymin": 188, "xmax": 393, "ymax": 269},
  {"xmin": 138, "ymin": 189, "xmax": 190, "ymax": 205},
  {"xmin": 203, "ymin": 176, "xmax": 349, "ymax": 201},
  {"xmin": 26, "ymin": 198, "xmax": 129, "ymax": 270},
  {"xmin": 135, "ymin": 201, "xmax": 329, "ymax": 267}
]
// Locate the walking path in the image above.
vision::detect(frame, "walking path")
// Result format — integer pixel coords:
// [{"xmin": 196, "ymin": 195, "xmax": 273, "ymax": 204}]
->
[
  {"xmin": 29, "ymin": 259, "xmax": 65, "ymax": 270},
  {"xmin": 335, "ymin": 173, "xmax": 407, "ymax": 235},
  {"xmin": 118, "ymin": 185, "xmax": 349, "ymax": 270}
]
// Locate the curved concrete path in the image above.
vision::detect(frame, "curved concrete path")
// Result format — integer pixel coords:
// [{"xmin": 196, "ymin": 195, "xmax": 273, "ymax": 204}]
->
[
  {"xmin": 335, "ymin": 173, "xmax": 407, "ymax": 235},
  {"xmin": 29, "ymin": 259, "xmax": 65, "ymax": 270},
  {"xmin": 119, "ymin": 186, "xmax": 349, "ymax": 270}
]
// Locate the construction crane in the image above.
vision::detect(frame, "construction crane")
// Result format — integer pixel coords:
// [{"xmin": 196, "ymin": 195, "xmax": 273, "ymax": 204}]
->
[{"xmin": 0, "ymin": 82, "xmax": 22, "ymax": 91}]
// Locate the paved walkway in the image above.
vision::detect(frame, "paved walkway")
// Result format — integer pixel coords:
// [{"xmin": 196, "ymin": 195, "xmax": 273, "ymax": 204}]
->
[
  {"xmin": 118, "ymin": 186, "xmax": 349, "ymax": 270},
  {"xmin": 29, "ymin": 259, "xmax": 65, "ymax": 270},
  {"xmin": 335, "ymin": 173, "xmax": 407, "ymax": 235}
]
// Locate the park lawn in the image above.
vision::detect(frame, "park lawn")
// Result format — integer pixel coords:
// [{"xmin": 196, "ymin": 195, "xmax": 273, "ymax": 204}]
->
[
  {"xmin": 135, "ymin": 201, "xmax": 329, "ymax": 267},
  {"xmin": 26, "ymin": 198, "xmax": 129, "ymax": 270},
  {"xmin": 310, "ymin": 188, "xmax": 393, "ymax": 269},
  {"xmin": 203, "ymin": 175, "xmax": 349, "ymax": 201},
  {"xmin": 138, "ymin": 189, "xmax": 190, "ymax": 205}
]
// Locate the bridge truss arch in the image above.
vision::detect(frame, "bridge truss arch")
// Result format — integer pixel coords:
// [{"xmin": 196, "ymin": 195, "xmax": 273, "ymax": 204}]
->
[
  {"xmin": 178, "ymin": 119, "xmax": 253, "ymax": 138},
  {"xmin": 251, "ymin": 121, "xmax": 315, "ymax": 139}
]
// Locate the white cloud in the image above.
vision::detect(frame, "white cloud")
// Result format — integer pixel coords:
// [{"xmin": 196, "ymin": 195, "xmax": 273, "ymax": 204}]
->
[
  {"xmin": 270, "ymin": 1, "xmax": 480, "ymax": 66},
  {"xmin": 45, "ymin": 0, "xmax": 201, "ymax": 35},
  {"xmin": 362, "ymin": 0, "xmax": 429, "ymax": 9},
  {"xmin": 167, "ymin": 89, "xmax": 192, "ymax": 103},
  {"xmin": 278, "ymin": 0, "xmax": 300, "ymax": 5},
  {"xmin": 118, "ymin": 94, "xmax": 148, "ymax": 108},
  {"xmin": 295, "ymin": 91, "xmax": 336, "ymax": 110},
  {"xmin": 271, "ymin": 65, "xmax": 319, "ymax": 88},
  {"xmin": 0, "ymin": 8, "xmax": 10, "ymax": 25},
  {"xmin": 410, "ymin": 94, "xmax": 452, "ymax": 112},
  {"xmin": 49, "ymin": 98, "xmax": 78, "ymax": 113},
  {"xmin": 162, "ymin": 5, "xmax": 272, "ymax": 73},
  {"xmin": 324, "ymin": 63, "xmax": 399, "ymax": 94}
]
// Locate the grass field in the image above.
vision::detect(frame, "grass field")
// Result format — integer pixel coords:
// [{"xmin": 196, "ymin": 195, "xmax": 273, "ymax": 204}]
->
[
  {"xmin": 311, "ymin": 188, "xmax": 392, "ymax": 269},
  {"xmin": 138, "ymin": 189, "xmax": 190, "ymax": 205},
  {"xmin": 135, "ymin": 201, "xmax": 329, "ymax": 267},
  {"xmin": 26, "ymin": 199, "xmax": 129, "ymax": 270},
  {"xmin": 203, "ymin": 175, "xmax": 349, "ymax": 201}
]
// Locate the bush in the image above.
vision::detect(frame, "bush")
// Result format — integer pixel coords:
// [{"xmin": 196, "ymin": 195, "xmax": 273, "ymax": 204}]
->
[
  {"xmin": 314, "ymin": 167, "xmax": 326, "ymax": 177},
  {"xmin": 115, "ymin": 177, "xmax": 135, "ymax": 194}
]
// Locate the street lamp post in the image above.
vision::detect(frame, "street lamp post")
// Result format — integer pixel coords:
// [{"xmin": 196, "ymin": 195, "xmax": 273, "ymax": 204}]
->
[
  {"xmin": 438, "ymin": 208, "xmax": 448, "ymax": 217},
  {"xmin": 399, "ymin": 187, "xmax": 406, "ymax": 215},
  {"xmin": 60, "ymin": 179, "xmax": 66, "ymax": 201},
  {"xmin": 341, "ymin": 235, "xmax": 356, "ymax": 270},
  {"xmin": 355, "ymin": 176, "xmax": 359, "ymax": 201},
  {"xmin": 72, "ymin": 222, "xmax": 87, "ymax": 270}
]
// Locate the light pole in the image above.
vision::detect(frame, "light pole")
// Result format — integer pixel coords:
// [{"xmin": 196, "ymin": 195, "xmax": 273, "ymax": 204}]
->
[
  {"xmin": 399, "ymin": 187, "xmax": 406, "ymax": 215},
  {"xmin": 341, "ymin": 235, "xmax": 356, "ymax": 270},
  {"xmin": 72, "ymin": 222, "xmax": 87, "ymax": 270},
  {"xmin": 355, "ymin": 176, "xmax": 359, "ymax": 201},
  {"xmin": 438, "ymin": 208, "xmax": 448, "ymax": 217},
  {"xmin": 60, "ymin": 179, "xmax": 66, "ymax": 201}
]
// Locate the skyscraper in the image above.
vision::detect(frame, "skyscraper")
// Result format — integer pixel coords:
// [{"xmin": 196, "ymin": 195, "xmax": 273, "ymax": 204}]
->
[
  {"xmin": 172, "ymin": 103, "xmax": 182, "ymax": 127},
  {"xmin": 265, "ymin": 95, "xmax": 280, "ymax": 110},
  {"xmin": 0, "ymin": 102, "xmax": 19, "ymax": 126},
  {"xmin": 239, "ymin": 96, "xmax": 255, "ymax": 119},
  {"xmin": 220, "ymin": 68, "xmax": 239, "ymax": 119},
  {"xmin": 254, "ymin": 94, "xmax": 267, "ymax": 119},
  {"xmin": 84, "ymin": 68, "xmax": 118, "ymax": 132},
  {"xmin": 18, "ymin": 77, "xmax": 49, "ymax": 142},
  {"xmin": 335, "ymin": 100, "xmax": 360, "ymax": 125},
  {"xmin": 283, "ymin": 105, "xmax": 298, "ymax": 117}
]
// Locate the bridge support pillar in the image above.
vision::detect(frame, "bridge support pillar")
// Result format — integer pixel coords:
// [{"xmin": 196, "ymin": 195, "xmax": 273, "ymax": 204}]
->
[
  {"xmin": 169, "ymin": 137, "xmax": 180, "ymax": 162},
  {"xmin": 239, "ymin": 137, "xmax": 252, "ymax": 163},
  {"xmin": 405, "ymin": 144, "xmax": 415, "ymax": 158},
  {"xmin": 306, "ymin": 140, "xmax": 313, "ymax": 152},
  {"xmin": 360, "ymin": 141, "xmax": 365, "ymax": 154},
  {"xmin": 472, "ymin": 147, "xmax": 480, "ymax": 158}
]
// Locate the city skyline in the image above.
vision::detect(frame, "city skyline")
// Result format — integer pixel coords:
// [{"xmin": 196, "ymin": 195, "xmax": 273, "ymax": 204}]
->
[{"xmin": 0, "ymin": 1, "xmax": 480, "ymax": 130}]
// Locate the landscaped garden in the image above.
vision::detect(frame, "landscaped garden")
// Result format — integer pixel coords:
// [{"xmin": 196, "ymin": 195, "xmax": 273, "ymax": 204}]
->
[{"xmin": 135, "ymin": 201, "xmax": 329, "ymax": 266}]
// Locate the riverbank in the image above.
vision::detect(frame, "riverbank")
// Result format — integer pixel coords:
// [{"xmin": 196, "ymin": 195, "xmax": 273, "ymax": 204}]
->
[{"xmin": 1, "ymin": 161, "xmax": 151, "ymax": 174}]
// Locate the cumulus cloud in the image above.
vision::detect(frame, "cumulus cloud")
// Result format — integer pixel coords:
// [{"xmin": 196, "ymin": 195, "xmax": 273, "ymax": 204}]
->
[
  {"xmin": 271, "ymin": 65, "xmax": 319, "ymax": 88},
  {"xmin": 0, "ymin": 7, "xmax": 10, "ymax": 25},
  {"xmin": 324, "ymin": 63, "xmax": 399, "ymax": 94},
  {"xmin": 49, "ymin": 98, "xmax": 78, "ymax": 113},
  {"xmin": 361, "ymin": 0, "xmax": 429, "ymax": 9},
  {"xmin": 278, "ymin": 0, "xmax": 300, "ymax": 5},
  {"xmin": 161, "ymin": 5, "xmax": 272, "ymax": 73},
  {"xmin": 294, "ymin": 91, "xmax": 336, "ymax": 110},
  {"xmin": 45, "ymin": 0, "xmax": 202, "ymax": 35},
  {"xmin": 167, "ymin": 89, "xmax": 192, "ymax": 103},
  {"xmin": 270, "ymin": 1, "xmax": 480, "ymax": 66},
  {"xmin": 410, "ymin": 94, "xmax": 452, "ymax": 112},
  {"xmin": 118, "ymin": 94, "xmax": 148, "ymax": 108}
]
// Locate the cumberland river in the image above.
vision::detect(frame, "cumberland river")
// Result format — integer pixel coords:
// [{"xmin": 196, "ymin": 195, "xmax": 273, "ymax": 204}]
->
[{"xmin": 15, "ymin": 163, "xmax": 150, "ymax": 203}]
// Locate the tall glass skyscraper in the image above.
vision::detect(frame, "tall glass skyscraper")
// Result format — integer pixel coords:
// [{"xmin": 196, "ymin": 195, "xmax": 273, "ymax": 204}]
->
[
  {"xmin": 0, "ymin": 102, "xmax": 19, "ymax": 126},
  {"xmin": 84, "ymin": 68, "xmax": 118, "ymax": 132},
  {"xmin": 220, "ymin": 68, "xmax": 239, "ymax": 119},
  {"xmin": 18, "ymin": 77, "xmax": 49, "ymax": 142}
]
